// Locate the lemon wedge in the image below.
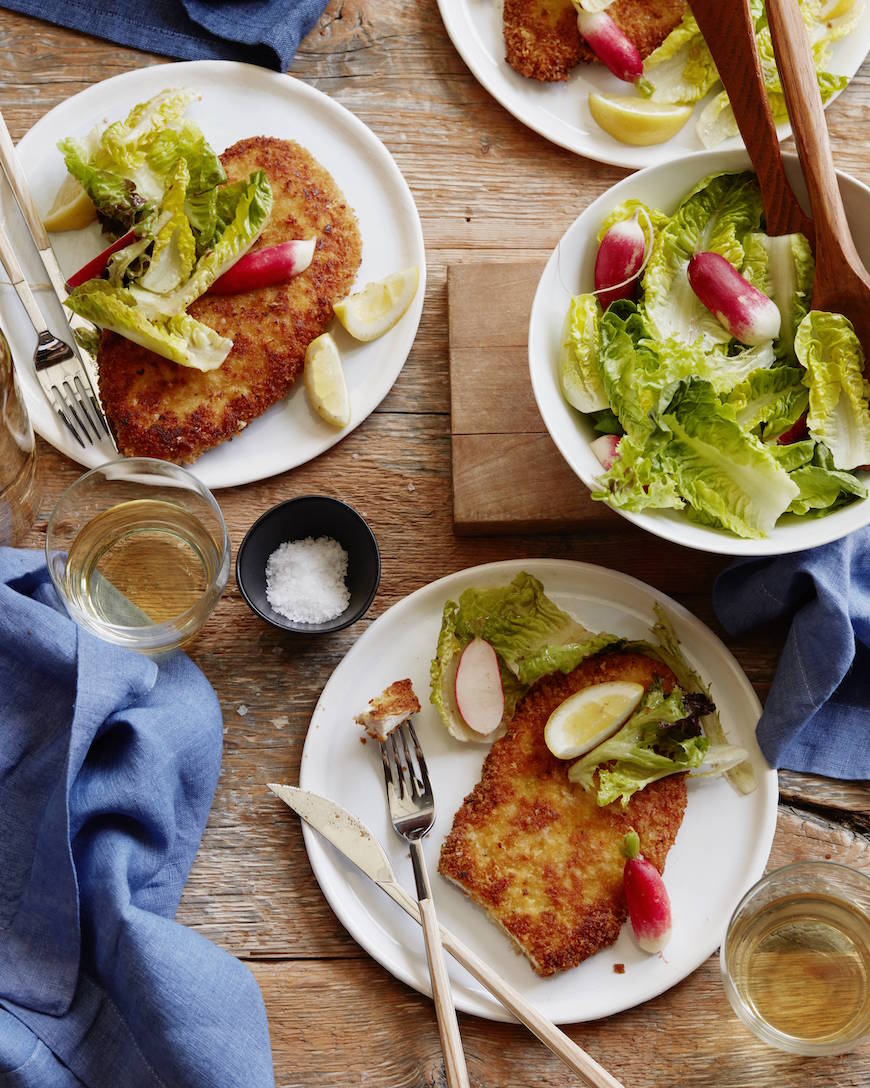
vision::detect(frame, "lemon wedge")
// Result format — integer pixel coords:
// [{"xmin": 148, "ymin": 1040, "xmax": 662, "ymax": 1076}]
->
[
  {"xmin": 43, "ymin": 174, "xmax": 97, "ymax": 232},
  {"xmin": 304, "ymin": 333, "xmax": 350, "ymax": 428},
  {"xmin": 333, "ymin": 266, "xmax": 419, "ymax": 342},
  {"xmin": 544, "ymin": 681, "xmax": 645, "ymax": 760},
  {"xmin": 588, "ymin": 94, "xmax": 693, "ymax": 147}
]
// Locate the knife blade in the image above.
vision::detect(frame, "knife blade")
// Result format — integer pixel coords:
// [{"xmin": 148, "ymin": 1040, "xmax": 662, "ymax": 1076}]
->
[{"xmin": 268, "ymin": 783, "xmax": 625, "ymax": 1088}]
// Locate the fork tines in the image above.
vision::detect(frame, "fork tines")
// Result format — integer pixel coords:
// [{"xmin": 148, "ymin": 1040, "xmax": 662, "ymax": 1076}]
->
[
  {"xmin": 35, "ymin": 332, "xmax": 108, "ymax": 447},
  {"xmin": 379, "ymin": 721, "xmax": 433, "ymax": 820}
]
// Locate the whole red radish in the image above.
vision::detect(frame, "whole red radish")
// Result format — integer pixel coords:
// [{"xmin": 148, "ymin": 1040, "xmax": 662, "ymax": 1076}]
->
[
  {"xmin": 622, "ymin": 830, "xmax": 671, "ymax": 953},
  {"xmin": 594, "ymin": 214, "xmax": 646, "ymax": 309},
  {"xmin": 687, "ymin": 252, "xmax": 781, "ymax": 346},
  {"xmin": 454, "ymin": 637, "xmax": 504, "ymax": 736},
  {"xmin": 209, "ymin": 237, "xmax": 316, "ymax": 295},
  {"xmin": 590, "ymin": 433, "xmax": 621, "ymax": 470},
  {"xmin": 66, "ymin": 228, "xmax": 138, "ymax": 289},
  {"xmin": 576, "ymin": 11, "xmax": 643, "ymax": 83}
]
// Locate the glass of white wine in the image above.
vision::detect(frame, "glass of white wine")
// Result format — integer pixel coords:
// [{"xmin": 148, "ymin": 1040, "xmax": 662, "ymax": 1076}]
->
[
  {"xmin": 46, "ymin": 458, "xmax": 230, "ymax": 654},
  {"xmin": 722, "ymin": 861, "xmax": 870, "ymax": 1056}
]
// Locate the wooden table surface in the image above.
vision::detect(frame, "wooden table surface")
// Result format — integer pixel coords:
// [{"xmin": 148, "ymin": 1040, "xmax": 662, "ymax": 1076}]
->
[{"xmin": 6, "ymin": 2, "xmax": 870, "ymax": 1084}]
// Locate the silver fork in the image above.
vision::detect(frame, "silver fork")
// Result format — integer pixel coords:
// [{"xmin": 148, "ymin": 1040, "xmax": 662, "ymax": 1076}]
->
[
  {"xmin": 379, "ymin": 721, "xmax": 470, "ymax": 1088},
  {"xmin": 0, "ymin": 220, "xmax": 107, "ymax": 447}
]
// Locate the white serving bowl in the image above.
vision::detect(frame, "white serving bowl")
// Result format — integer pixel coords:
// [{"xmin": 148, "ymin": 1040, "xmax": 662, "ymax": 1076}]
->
[{"xmin": 528, "ymin": 149, "xmax": 870, "ymax": 556}]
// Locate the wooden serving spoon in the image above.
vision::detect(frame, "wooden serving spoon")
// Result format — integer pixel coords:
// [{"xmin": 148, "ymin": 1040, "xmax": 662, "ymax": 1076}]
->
[
  {"xmin": 688, "ymin": 0, "xmax": 814, "ymax": 244},
  {"xmin": 766, "ymin": 0, "xmax": 870, "ymax": 354}
]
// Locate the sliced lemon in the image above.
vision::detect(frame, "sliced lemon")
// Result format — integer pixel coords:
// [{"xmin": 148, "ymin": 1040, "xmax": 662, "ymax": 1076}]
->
[
  {"xmin": 544, "ymin": 681, "xmax": 645, "ymax": 760},
  {"xmin": 333, "ymin": 266, "xmax": 419, "ymax": 342},
  {"xmin": 588, "ymin": 94, "xmax": 693, "ymax": 147},
  {"xmin": 304, "ymin": 333, "xmax": 350, "ymax": 428},
  {"xmin": 43, "ymin": 174, "xmax": 97, "ymax": 232}
]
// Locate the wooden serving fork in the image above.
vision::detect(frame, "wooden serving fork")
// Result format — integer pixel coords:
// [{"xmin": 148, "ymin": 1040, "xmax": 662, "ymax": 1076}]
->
[{"xmin": 688, "ymin": 0, "xmax": 814, "ymax": 244}]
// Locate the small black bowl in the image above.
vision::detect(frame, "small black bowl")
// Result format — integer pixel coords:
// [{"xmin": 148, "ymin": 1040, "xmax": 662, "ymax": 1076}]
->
[{"xmin": 236, "ymin": 495, "xmax": 380, "ymax": 634}]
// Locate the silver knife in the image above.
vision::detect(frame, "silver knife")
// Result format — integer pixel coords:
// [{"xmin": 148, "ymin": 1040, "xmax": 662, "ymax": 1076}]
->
[{"xmin": 268, "ymin": 784, "xmax": 625, "ymax": 1088}]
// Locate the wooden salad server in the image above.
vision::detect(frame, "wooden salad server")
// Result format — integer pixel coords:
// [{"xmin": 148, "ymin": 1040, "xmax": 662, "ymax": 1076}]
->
[
  {"xmin": 688, "ymin": 0, "xmax": 814, "ymax": 244},
  {"xmin": 765, "ymin": 0, "xmax": 870, "ymax": 356}
]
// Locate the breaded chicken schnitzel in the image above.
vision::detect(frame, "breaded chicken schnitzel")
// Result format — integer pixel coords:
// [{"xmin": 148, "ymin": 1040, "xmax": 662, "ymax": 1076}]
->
[
  {"xmin": 438, "ymin": 652, "xmax": 686, "ymax": 976},
  {"xmin": 98, "ymin": 136, "xmax": 362, "ymax": 463},
  {"xmin": 504, "ymin": 0, "xmax": 687, "ymax": 82}
]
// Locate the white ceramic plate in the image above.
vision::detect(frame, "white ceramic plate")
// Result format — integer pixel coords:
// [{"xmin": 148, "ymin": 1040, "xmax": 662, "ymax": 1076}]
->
[
  {"xmin": 436, "ymin": 0, "xmax": 870, "ymax": 167},
  {"xmin": 2, "ymin": 61, "xmax": 425, "ymax": 489},
  {"xmin": 529, "ymin": 149, "xmax": 870, "ymax": 556},
  {"xmin": 299, "ymin": 558, "xmax": 778, "ymax": 1023}
]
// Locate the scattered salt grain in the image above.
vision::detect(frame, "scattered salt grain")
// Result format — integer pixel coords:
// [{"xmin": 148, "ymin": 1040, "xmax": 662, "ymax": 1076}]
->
[
  {"xmin": 407, "ymin": 482, "xmax": 415, "ymax": 492},
  {"xmin": 237, "ymin": 704, "xmax": 248, "ymax": 717},
  {"xmin": 265, "ymin": 536, "xmax": 350, "ymax": 624}
]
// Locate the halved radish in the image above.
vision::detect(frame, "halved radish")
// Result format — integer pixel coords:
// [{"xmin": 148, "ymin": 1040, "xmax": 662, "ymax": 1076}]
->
[
  {"xmin": 576, "ymin": 11, "xmax": 643, "ymax": 83},
  {"xmin": 594, "ymin": 215, "xmax": 646, "ymax": 308},
  {"xmin": 454, "ymin": 638, "xmax": 504, "ymax": 736},
  {"xmin": 591, "ymin": 433, "xmax": 621, "ymax": 470},
  {"xmin": 622, "ymin": 830, "xmax": 672, "ymax": 953},
  {"xmin": 66, "ymin": 228, "xmax": 138, "ymax": 288},
  {"xmin": 687, "ymin": 252, "xmax": 781, "ymax": 345},
  {"xmin": 209, "ymin": 237, "xmax": 316, "ymax": 295}
]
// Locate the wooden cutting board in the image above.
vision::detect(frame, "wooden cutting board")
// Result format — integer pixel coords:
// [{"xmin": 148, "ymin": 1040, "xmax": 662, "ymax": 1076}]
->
[{"xmin": 448, "ymin": 261, "xmax": 617, "ymax": 534}]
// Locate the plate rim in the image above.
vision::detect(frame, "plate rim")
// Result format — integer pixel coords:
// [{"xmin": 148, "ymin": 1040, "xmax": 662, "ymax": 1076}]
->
[
  {"xmin": 435, "ymin": 0, "xmax": 867, "ymax": 168},
  {"xmin": 527, "ymin": 147, "xmax": 870, "ymax": 557},
  {"xmin": 12, "ymin": 59, "xmax": 426, "ymax": 489},
  {"xmin": 298, "ymin": 556, "xmax": 779, "ymax": 1023}
]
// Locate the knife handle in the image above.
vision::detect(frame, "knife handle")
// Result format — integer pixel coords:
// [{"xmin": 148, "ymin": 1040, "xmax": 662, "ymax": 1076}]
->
[{"xmin": 383, "ymin": 880, "xmax": 624, "ymax": 1088}]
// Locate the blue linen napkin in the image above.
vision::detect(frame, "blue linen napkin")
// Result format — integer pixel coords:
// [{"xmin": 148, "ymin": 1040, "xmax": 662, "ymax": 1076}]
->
[
  {"xmin": 0, "ymin": 0, "xmax": 327, "ymax": 71},
  {"xmin": 713, "ymin": 529, "xmax": 870, "ymax": 779},
  {"xmin": 0, "ymin": 547, "xmax": 274, "ymax": 1088}
]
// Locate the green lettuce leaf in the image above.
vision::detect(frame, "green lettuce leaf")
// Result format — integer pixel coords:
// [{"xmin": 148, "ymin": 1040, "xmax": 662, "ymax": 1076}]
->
[
  {"xmin": 787, "ymin": 442, "xmax": 868, "ymax": 515},
  {"xmin": 64, "ymin": 280, "xmax": 231, "ymax": 371},
  {"xmin": 559, "ymin": 294, "xmax": 608, "ymax": 412},
  {"xmin": 642, "ymin": 172, "xmax": 763, "ymax": 349},
  {"xmin": 726, "ymin": 365, "xmax": 809, "ymax": 439},
  {"xmin": 568, "ymin": 683, "xmax": 708, "ymax": 806},
  {"xmin": 771, "ymin": 438, "xmax": 816, "ymax": 472},
  {"xmin": 741, "ymin": 232, "xmax": 814, "ymax": 359},
  {"xmin": 591, "ymin": 408, "xmax": 623, "ymax": 435},
  {"xmin": 592, "ymin": 434, "xmax": 685, "ymax": 512},
  {"xmin": 661, "ymin": 379, "xmax": 799, "ymax": 538},
  {"xmin": 138, "ymin": 158, "xmax": 196, "ymax": 294},
  {"xmin": 640, "ymin": 13, "xmax": 720, "ymax": 104},
  {"xmin": 58, "ymin": 141, "xmax": 146, "ymax": 235},
  {"xmin": 796, "ymin": 310, "xmax": 870, "ymax": 470},
  {"xmin": 130, "ymin": 170, "xmax": 273, "ymax": 320}
]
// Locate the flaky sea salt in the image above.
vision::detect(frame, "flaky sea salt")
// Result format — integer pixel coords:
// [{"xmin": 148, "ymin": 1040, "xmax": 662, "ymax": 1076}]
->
[{"xmin": 265, "ymin": 536, "xmax": 350, "ymax": 624}]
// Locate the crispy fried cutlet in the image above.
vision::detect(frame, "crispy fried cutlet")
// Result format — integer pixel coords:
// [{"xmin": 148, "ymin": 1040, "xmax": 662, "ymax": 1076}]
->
[
  {"xmin": 504, "ymin": 0, "xmax": 688, "ymax": 82},
  {"xmin": 438, "ymin": 652, "xmax": 686, "ymax": 976},
  {"xmin": 98, "ymin": 136, "xmax": 362, "ymax": 462},
  {"xmin": 355, "ymin": 679, "xmax": 421, "ymax": 740}
]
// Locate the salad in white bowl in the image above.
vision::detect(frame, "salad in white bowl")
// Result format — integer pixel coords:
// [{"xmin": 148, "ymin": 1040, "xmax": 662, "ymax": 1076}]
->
[{"xmin": 529, "ymin": 149, "xmax": 870, "ymax": 555}]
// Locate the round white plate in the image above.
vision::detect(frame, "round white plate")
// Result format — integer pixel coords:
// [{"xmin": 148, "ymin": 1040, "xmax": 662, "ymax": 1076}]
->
[
  {"xmin": 3, "ymin": 60, "xmax": 425, "ymax": 489},
  {"xmin": 299, "ymin": 558, "xmax": 778, "ymax": 1023},
  {"xmin": 436, "ymin": 0, "xmax": 870, "ymax": 168},
  {"xmin": 528, "ymin": 149, "xmax": 870, "ymax": 556}
]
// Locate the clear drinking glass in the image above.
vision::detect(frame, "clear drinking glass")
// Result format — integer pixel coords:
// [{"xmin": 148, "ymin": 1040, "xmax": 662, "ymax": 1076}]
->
[
  {"xmin": 722, "ymin": 861, "xmax": 870, "ymax": 1056},
  {"xmin": 46, "ymin": 457, "xmax": 230, "ymax": 654},
  {"xmin": 0, "ymin": 326, "xmax": 39, "ymax": 545}
]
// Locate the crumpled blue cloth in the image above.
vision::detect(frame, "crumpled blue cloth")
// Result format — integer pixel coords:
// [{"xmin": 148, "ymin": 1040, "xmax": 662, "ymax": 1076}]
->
[
  {"xmin": 713, "ymin": 530, "xmax": 870, "ymax": 779},
  {"xmin": 0, "ymin": 547, "xmax": 274, "ymax": 1088},
  {"xmin": 0, "ymin": 0, "xmax": 327, "ymax": 71}
]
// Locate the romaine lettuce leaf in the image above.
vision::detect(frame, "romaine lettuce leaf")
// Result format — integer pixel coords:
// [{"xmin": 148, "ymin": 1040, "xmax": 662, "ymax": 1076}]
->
[
  {"xmin": 64, "ymin": 280, "xmax": 231, "ymax": 371},
  {"xmin": 640, "ymin": 14, "xmax": 720, "ymax": 104},
  {"xmin": 726, "ymin": 365, "xmax": 809, "ymax": 439},
  {"xmin": 130, "ymin": 170, "xmax": 273, "ymax": 320},
  {"xmin": 58, "ymin": 141, "xmax": 146, "ymax": 235},
  {"xmin": 770, "ymin": 438, "xmax": 816, "ymax": 472},
  {"xmin": 788, "ymin": 460, "xmax": 867, "ymax": 515},
  {"xmin": 592, "ymin": 434, "xmax": 685, "ymax": 512},
  {"xmin": 661, "ymin": 379, "xmax": 799, "ymax": 537},
  {"xmin": 741, "ymin": 232, "xmax": 814, "ymax": 359},
  {"xmin": 138, "ymin": 158, "xmax": 196, "ymax": 294},
  {"xmin": 796, "ymin": 310, "xmax": 870, "ymax": 470},
  {"xmin": 642, "ymin": 172, "xmax": 763, "ymax": 349},
  {"xmin": 559, "ymin": 294, "xmax": 607, "ymax": 412}
]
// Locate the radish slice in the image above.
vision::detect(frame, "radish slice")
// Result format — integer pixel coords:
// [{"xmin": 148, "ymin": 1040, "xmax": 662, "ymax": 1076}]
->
[
  {"xmin": 594, "ymin": 214, "xmax": 646, "ymax": 308},
  {"xmin": 622, "ymin": 830, "xmax": 672, "ymax": 953},
  {"xmin": 590, "ymin": 433, "xmax": 621, "ymax": 469},
  {"xmin": 209, "ymin": 237, "xmax": 316, "ymax": 295},
  {"xmin": 66, "ymin": 228, "xmax": 138, "ymax": 288},
  {"xmin": 454, "ymin": 638, "xmax": 505, "ymax": 736},
  {"xmin": 576, "ymin": 11, "xmax": 643, "ymax": 83},
  {"xmin": 777, "ymin": 413, "xmax": 808, "ymax": 445},
  {"xmin": 687, "ymin": 251, "xmax": 781, "ymax": 346}
]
